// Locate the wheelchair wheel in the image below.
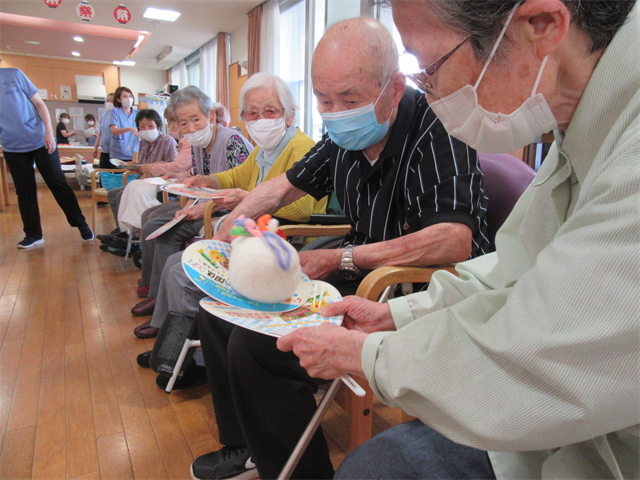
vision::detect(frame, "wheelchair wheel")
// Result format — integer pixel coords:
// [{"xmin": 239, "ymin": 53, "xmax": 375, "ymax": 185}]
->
[
  {"xmin": 132, "ymin": 249, "xmax": 142, "ymax": 269},
  {"xmin": 300, "ymin": 236, "xmax": 344, "ymax": 251}
]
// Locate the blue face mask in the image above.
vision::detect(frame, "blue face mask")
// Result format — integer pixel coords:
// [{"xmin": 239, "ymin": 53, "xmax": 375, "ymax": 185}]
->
[{"xmin": 320, "ymin": 78, "xmax": 394, "ymax": 151}]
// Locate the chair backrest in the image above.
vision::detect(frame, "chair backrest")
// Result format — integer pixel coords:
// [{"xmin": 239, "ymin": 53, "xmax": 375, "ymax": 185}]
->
[{"xmin": 478, "ymin": 153, "xmax": 536, "ymax": 251}]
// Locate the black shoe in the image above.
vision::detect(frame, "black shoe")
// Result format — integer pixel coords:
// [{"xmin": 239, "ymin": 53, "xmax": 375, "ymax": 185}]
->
[
  {"xmin": 156, "ymin": 362, "xmax": 208, "ymax": 391},
  {"xmin": 107, "ymin": 245, "xmax": 127, "ymax": 257},
  {"xmin": 191, "ymin": 446, "xmax": 256, "ymax": 480},
  {"xmin": 79, "ymin": 224, "xmax": 94, "ymax": 241},
  {"xmin": 136, "ymin": 350, "xmax": 152, "ymax": 368},
  {"xmin": 97, "ymin": 201, "xmax": 108, "ymax": 207},
  {"xmin": 17, "ymin": 237, "xmax": 44, "ymax": 249}
]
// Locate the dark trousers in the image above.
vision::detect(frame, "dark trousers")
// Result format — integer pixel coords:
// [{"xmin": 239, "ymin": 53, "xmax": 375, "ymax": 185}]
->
[
  {"xmin": 4, "ymin": 146, "xmax": 86, "ymax": 239},
  {"xmin": 99, "ymin": 151, "xmax": 116, "ymax": 169},
  {"xmin": 198, "ymin": 275, "xmax": 360, "ymax": 479}
]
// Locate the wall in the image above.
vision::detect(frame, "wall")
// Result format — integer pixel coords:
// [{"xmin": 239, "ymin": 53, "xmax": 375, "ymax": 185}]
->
[
  {"xmin": 119, "ymin": 66, "xmax": 167, "ymax": 99},
  {"xmin": 0, "ymin": 54, "xmax": 119, "ymax": 102},
  {"xmin": 230, "ymin": 22, "xmax": 249, "ymax": 65}
]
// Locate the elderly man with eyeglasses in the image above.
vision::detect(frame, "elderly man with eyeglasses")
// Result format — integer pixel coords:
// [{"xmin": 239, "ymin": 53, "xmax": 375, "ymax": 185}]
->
[
  {"xmin": 274, "ymin": 1, "xmax": 640, "ymax": 480},
  {"xmin": 188, "ymin": 16, "xmax": 490, "ymax": 480}
]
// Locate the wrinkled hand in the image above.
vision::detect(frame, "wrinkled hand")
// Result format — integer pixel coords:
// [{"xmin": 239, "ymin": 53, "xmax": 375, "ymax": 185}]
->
[
  {"xmin": 161, "ymin": 170, "xmax": 190, "ymax": 181},
  {"xmin": 320, "ymin": 296, "xmax": 396, "ymax": 333},
  {"xmin": 44, "ymin": 131, "xmax": 56, "ymax": 154},
  {"xmin": 277, "ymin": 323, "xmax": 367, "ymax": 379},
  {"xmin": 182, "ymin": 175, "xmax": 210, "ymax": 188},
  {"xmin": 211, "ymin": 189, "xmax": 248, "ymax": 211},
  {"xmin": 138, "ymin": 164, "xmax": 151, "ymax": 175},
  {"xmin": 175, "ymin": 202, "xmax": 206, "ymax": 221},
  {"xmin": 299, "ymin": 249, "xmax": 341, "ymax": 280}
]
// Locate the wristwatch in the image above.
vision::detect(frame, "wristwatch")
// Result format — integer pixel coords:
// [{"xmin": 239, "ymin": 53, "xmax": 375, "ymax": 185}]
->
[{"xmin": 338, "ymin": 244, "xmax": 361, "ymax": 281}]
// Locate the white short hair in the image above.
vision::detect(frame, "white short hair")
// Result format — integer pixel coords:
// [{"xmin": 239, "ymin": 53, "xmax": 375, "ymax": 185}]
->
[{"xmin": 239, "ymin": 73, "xmax": 298, "ymax": 124}]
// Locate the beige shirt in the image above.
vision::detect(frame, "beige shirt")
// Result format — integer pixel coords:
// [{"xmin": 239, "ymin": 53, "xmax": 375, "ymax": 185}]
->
[{"xmin": 362, "ymin": 4, "xmax": 640, "ymax": 479}]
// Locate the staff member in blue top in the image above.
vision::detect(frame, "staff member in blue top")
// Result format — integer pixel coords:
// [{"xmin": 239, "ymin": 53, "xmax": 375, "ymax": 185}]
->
[
  {"xmin": 109, "ymin": 86, "xmax": 139, "ymax": 161},
  {"xmin": 93, "ymin": 93, "xmax": 115, "ymax": 168},
  {"xmin": 0, "ymin": 59, "xmax": 94, "ymax": 248}
]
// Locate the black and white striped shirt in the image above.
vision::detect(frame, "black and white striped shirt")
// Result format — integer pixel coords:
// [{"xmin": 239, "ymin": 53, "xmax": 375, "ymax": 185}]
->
[{"xmin": 287, "ymin": 87, "xmax": 490, "ymax": 257}]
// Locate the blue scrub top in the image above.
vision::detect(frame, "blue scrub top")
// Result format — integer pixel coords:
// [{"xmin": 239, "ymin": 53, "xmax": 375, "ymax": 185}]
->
[
  {"xmin": 0, "ymin": 68, "xmax": 45, "ymax": 153},
  {"xmin": 109, "ymin": 107, "xmax": 139, "ymax": 160},
  {"xmin": 98, "ymin": 110, "xmax": 113, "ymax": 153}
]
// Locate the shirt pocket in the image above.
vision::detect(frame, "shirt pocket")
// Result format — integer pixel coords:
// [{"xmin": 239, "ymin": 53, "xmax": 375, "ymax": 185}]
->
[{"xmin": 2, "ymin": 81, "xmax": 23, "ymax": 105}]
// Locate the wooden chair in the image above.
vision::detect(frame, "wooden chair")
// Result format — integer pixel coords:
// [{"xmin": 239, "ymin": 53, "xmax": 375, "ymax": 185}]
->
[{"xmin": 90, "ymin": 152, "xmax": 139, "ymax": 232}]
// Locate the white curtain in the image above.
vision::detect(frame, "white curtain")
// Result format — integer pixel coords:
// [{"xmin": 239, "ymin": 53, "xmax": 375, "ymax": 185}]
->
[
  {"xmin": 260, "ymin": 0, "xmax": 280, "ymax": 75},
  {"xmin": 199, "ymin": 37, "xmax": 217, "ymax": 101},
  {"xmin": 171, "ymin": 60, "xmax": 188, "ymax": 89}
]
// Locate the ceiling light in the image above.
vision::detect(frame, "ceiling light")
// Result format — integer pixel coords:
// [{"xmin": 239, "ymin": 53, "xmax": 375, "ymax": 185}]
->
[
  {"xmin": 134, "ymin": 34, "xmax": 145, "ymax": 48},
  {"xmin": 143, "ymin": 7, "xmax": 181, "ymax": 22},
  {"xmin": 113, "ymin": 60, "xmax": 136, "ymax": 66},
  {"xmin": 74, "ymin": 36, "xmax": 84, "ymax": 42},
  {"xmin": 72, "ymin": 51, "xmax": 81, "ymax": 56},
  {"xmin": 25, "ymin": 40, "xmax": 40, "ymax": 45}
]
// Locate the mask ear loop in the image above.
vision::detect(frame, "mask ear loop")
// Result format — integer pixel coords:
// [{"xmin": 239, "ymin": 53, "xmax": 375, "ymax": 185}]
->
[
  {"xmin": 374, "ymin": 74, "xmax": 396, "ymax": 124},
  {"xmin": 531, "ymin": 56, "xmax": 549, "ymax": 95},
  {"xmin": 474, "ymin": 1, "xmax": 522, "ymax": 90}
]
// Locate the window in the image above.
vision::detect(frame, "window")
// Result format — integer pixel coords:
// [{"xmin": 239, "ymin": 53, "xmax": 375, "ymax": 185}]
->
[
  {"xmin": 185, "ymin": 51, "xmax": 200, "ymax": 88},
  {"xmin": 279, "ymin": 1, "xmax": 306, "ymax": 133}
]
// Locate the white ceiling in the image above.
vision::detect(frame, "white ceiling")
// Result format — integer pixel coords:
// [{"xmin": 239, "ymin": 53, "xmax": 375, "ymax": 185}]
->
[{"xmin": 0, "ymin": 0, "xmax": 263, "ymax": 70}]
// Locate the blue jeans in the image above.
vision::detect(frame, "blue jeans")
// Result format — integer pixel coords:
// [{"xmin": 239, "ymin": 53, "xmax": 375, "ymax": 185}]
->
[{"xmin": 335, "ymin": 419, "xmax": 496, "ymax": 480}]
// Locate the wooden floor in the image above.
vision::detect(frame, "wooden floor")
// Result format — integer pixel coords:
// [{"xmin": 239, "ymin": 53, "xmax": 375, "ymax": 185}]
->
[{"xmin": 0, "ymin": 183, "xmax": 402, "ymax": 480}]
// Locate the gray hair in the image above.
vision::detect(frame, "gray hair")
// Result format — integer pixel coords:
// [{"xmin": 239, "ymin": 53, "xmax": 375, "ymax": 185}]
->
[
  {"xmin": 169, "ymin": 85, "xmax": 213, "ymax": 117},
  {"xmin": 376, "ymin": 0, "xmax": 635, "ymax": 59},
  {"xmin": 239, "ymin": 73, "xmax": 298, "ymax": 124},
  {"xmin": 212, "ymin": 102, "xmax": 231, "ymax": 126},
  {"xmin": 321, "ymin": 17, "xmax": 399, "ymax": 87}
]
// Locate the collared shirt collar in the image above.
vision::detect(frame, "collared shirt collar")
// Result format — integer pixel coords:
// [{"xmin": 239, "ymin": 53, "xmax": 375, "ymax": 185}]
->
[{"xmin": 559, "ymin": 1, "xmax": 640, "ymax": 184}]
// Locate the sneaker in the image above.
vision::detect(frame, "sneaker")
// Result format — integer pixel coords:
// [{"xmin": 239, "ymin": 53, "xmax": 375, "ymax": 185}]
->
[
  {"xmin": 17, "ymin": 237, "xmax": 44, "ymax": 249},
  {"xmin": 79, "ymin": 224, "xmax": 94, "ymax": 241},
  {"xmin": 190, "ymin": 446, "xmax": 256, "ymax": 480}
]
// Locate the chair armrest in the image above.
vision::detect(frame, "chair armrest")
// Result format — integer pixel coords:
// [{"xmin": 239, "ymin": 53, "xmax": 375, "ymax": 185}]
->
[
  {"xmin": 90, "ymin": 168, "xmax": 126, "ymax": 190},
  {"xmin": 280, "ymin": 224, "xmax": 351, "ymax": 237},
  {"xmin": 122, "ymin": 170, "xmax": 135, "ymax": 186},
  {"xmin": 203, "ymin": 200, "xmax": 219, "ymax": 239},
  {"xmin": 307, "ymin": 214, "xmax": 349, "ymax": 225},
  {"xmin": 356, "ymin": 264, "xmax": 458, "ymax": 301}
]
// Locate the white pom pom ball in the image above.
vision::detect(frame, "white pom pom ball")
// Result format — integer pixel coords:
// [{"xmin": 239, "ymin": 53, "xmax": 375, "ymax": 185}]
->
[{"xmin": 228, "ymin": 235, "xmax": 301, "ymax": 303}]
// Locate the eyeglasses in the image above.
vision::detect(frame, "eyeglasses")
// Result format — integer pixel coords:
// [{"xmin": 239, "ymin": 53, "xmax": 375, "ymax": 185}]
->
[
  {"xmin": 407, "ymin": 36, "xmax": 470, "ymax": 99},
  {"xmin": 241, "ymin": 108, "xmax": 285, "ymax": 121}
]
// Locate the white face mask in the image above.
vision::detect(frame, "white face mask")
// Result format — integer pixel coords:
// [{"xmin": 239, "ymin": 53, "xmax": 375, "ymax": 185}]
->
[
  {"xmin": 246, "ymin": 118, "xmax": 287, "ymax": 151},
  {"xmin": 139, "ymin": 128, "xmax": 159, "ymax": 142},
  {"xmin": 121, "ymin": 97, "xmax": 133, "ymax": 109},
  {"xmin": 61, "ymin": 118, "xmax": 70, "ymax": 125},
  {"xmin": 87, "ymin": 120, "xmax": 95, "ymax": 126},
  {"xmin": 429, "ymin": 5, "xmax": 557, "ymax": 154},
  {"xmin": 105, "ymin": 102, "xmax": 114, "ymax": 110},
  {"xmin": 184, "ymin": 123, "xmax": 214, "ymax": 148}
]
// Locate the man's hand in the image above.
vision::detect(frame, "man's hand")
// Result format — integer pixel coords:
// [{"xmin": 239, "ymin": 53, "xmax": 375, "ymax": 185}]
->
[
  {"xmin": 92, "ymin": 148, "xmax": 99, "ymax": 160},
  {"xmin": 174, "ymin": 202, "xmax": 207, "ymax": 221},
  {"xmin": 277, "ymin": 323, "xmax": 367, "ymax": 379},
  {"xmin": 211, "ymin": 189, "xmax": 248, "ymax": 211},
  {"xmin": 44, "ymin": 131, "xmax": 56, "ymax": 154},
  {"xmin": 299, "ymin": 249, "xmax": 342, "ymax": 280},
  {"xmin": 320, "ymin": 296, "xmax": 396, "ymax": 333}
]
